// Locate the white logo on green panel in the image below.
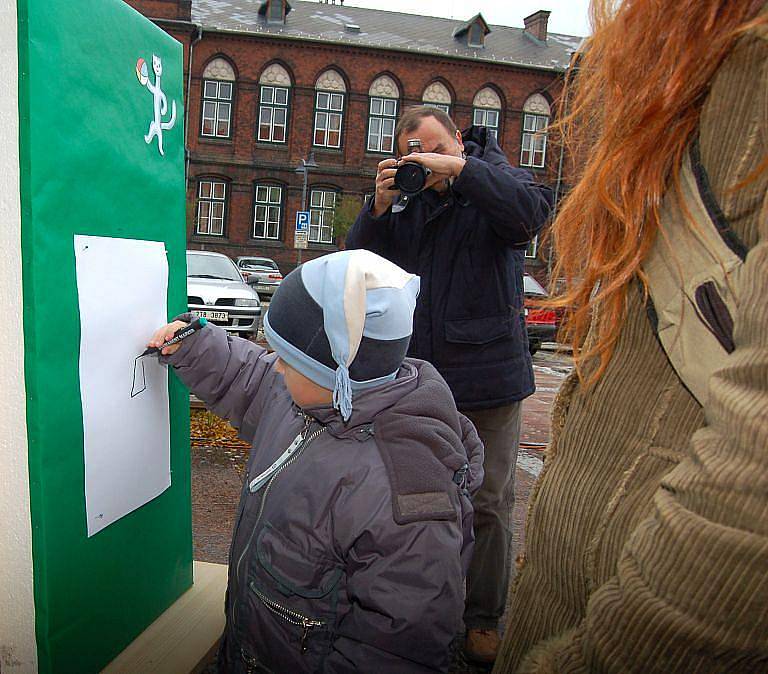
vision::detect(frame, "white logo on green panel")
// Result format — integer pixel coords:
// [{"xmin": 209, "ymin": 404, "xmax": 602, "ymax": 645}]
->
[{"xmin": 136, "ymin": 55, "xmax": 177, "ymax": 156}]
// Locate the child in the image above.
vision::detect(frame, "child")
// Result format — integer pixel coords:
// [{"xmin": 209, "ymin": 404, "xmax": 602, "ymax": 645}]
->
[{"xmin": 149, "ymin": 250, "xmax": 483, "ymax": 673}]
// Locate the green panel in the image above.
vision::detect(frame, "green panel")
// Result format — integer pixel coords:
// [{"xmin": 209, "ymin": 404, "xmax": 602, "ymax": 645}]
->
[{"xmin": 17, "ymin": 1, "xmax": 191, "ymax": 672}]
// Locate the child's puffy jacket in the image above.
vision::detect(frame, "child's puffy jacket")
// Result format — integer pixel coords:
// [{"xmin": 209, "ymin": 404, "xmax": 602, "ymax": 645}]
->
[{"xmin": 165, "ymin": 320, "xmax": 484, "ymax": 673}]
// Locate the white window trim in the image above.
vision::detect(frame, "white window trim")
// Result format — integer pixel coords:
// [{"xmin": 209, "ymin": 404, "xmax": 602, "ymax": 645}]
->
[
  {"xmin": 366, "ymin": 96, "xmax": 398, "ymax": 153},
  {"xmin": 473, "ymin": 107, "xmax": 500, "ymax": 138},
  {"xmin": 253, "ymin": 184, "xmax": 282, "ymax": 240},
  {"xmin": 313, "ymin": 91, "xmax": 345, "ymax": 149},
  {"xmin": 258, "ymin": 85, "xmax": 289, "ymax": 143},
  {"xmin": 201, "ymin": 79, "xmax": 233, "ymax": 138},
  {"xmin": 196, "ymin": 180, "xmax": 226, "ymax": 236},
  {"xmin": 520, "ymin": 113, "xmax": 549, "ymax": 168},
  {"xmin": 525, "ymin": 235, "xmax": 539, "ymax": 259},
  {"xmin": 308, "ymin": 189, "xmax": 337, "ymax": 244}
]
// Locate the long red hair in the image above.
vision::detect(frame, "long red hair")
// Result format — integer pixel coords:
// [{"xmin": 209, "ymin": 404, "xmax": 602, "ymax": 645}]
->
[{"xmin": 549, "ymin": 0, "xmax": 767, "ymax": 382}]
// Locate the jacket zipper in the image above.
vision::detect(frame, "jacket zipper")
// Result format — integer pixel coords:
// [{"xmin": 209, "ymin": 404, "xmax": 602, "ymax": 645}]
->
[
  {"xmin": 248, "ymin": 580, "xmax": 326, "ymax": 653},
  {"xmin": 231, "ymin": 416, "xmax": 327, "ymax": 635}
]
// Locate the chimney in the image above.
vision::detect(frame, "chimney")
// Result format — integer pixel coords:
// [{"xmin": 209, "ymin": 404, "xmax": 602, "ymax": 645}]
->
[{"xmin": 523, "ymin": 10, "xmax": 550, "ymax": 43}]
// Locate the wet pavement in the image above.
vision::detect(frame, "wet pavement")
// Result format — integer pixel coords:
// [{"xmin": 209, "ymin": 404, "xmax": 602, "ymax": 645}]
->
[{"xmin": 192, "ymin": 346, "xmax": 573, "ymax": 672}]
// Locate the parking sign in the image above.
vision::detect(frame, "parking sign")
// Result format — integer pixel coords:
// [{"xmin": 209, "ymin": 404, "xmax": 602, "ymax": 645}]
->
[{"xmin": 295, "ymin": 210, "xmax": 310, "ymax": 249}]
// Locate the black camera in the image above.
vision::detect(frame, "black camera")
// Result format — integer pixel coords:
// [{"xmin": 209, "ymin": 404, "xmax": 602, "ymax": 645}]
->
[{"xmin": 393, "ymin": 138, "xmax": 432, "ymax": 196}]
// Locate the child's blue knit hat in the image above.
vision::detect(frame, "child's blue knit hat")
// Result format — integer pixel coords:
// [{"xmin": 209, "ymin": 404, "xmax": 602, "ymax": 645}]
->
[{"xmin": 263, "ymin": 250, "xmax": 420, "ymax": 421}]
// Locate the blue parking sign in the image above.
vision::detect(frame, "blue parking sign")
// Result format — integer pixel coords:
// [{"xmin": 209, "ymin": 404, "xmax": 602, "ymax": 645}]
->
[{"xmin": 295, "ymin": 210, "xmax": 310, "ymax": 231}]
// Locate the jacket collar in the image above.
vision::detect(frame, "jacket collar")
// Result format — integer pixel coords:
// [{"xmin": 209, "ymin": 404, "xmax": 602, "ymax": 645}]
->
[{"xmin": 302, "ymin": 361, "xmax": 420, "ymax": 437}]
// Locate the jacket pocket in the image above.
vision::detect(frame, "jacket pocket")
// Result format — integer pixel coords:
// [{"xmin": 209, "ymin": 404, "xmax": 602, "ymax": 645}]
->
[
  {"xmin": 444, "ymin": 314, "xmax": 512, "ymax": 345},
  {"xmin": 247, "ymin": 523, "xmax": 342, "ymax": 662},
  {"xmin": 255, "ymin": 524, "xmax": 342, "ymax": 599},
  {"xmin": 248, "ymin": 577, "xmax": 330, "ymax": 656}
]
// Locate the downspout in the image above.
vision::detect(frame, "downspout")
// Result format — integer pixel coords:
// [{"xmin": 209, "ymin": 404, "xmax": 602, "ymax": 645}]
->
[
  {"xmin": 185, "ymin": 23, "xmax": 203, "ymax": 181},
  {"xmin": 547, "ymin": 62, "xmax": 574, "ymax": 283}
]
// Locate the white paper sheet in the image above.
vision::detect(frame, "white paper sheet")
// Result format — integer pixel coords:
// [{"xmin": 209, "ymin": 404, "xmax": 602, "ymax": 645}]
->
[{"xmin": 74, "ymin": 235, "xmax": 171, "ymax": 537}]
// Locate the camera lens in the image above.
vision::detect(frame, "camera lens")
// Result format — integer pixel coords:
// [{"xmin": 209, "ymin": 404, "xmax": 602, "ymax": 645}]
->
[{"xmin": 394, "ymin": 162, "xmax": 428, "ymax": 195}]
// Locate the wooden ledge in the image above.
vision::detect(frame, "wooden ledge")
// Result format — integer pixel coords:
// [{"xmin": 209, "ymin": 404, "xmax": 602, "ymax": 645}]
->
[{"xmin": 102, "ymin": 561, "xmax": 228, "ymax": 674}]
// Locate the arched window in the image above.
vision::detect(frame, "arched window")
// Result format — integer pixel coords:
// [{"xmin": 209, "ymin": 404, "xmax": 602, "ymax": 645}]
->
[
  {"xmin": 472, "ymin": 87, "xmax": 502, "ymax": 139},
  {"xmin": 258, "ymin": 63, "xmax": 291, "ymax": 143},
  {"xmin": 422, "ymin": 81, "xmax": 452, "ymax": 115},
  {"xmin": 313, "ymin": 70, "xmax": 346, "ymax": 149},
  {"xmin": 201, "ymin": 58, "xmax": 236, "ymax": 139},
  {"xmin": 520, "ymin": 93, "xmax": 551, "ymax": 168},
  {"xmin": 195, "ymin": 177, "xmax": 228, "ymax": 236},
  {"xmin": 252, "ymin": 182, "xmax": 284, "ymax": 240},
  {"xmin": 367, "ymin": 75, "xmax": 399, "ymax": 153}
]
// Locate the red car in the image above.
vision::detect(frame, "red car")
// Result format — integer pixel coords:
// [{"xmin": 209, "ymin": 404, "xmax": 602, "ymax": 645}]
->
[{"xmin": 524, "ymin": 274, "xmax": 558, "ymax": 355}]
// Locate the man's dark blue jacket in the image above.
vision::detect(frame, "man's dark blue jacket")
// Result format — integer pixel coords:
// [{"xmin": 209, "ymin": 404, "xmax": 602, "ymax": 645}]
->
[{"xmin": 346, "ymin": 126, "xmax": 554, "ymax": 410}]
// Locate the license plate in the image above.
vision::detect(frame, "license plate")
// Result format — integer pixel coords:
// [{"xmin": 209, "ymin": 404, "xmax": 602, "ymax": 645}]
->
[
  {"xmin": 196, "ymin": 310, "xmax": 228, "ymax": 321},
  {"xmin": 255, "ymin": 285, "xmax": 270, "ymax": 292}
]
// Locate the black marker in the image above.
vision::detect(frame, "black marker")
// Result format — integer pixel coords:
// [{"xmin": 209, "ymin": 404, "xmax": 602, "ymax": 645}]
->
[{"xmin": 140, "ymin": 317, "xmax": 208, "ymax": 357}]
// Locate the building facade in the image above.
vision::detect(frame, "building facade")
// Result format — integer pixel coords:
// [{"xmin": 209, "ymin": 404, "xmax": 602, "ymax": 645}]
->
[{"xmin": 124, "ymin": 0, "xmax": 581, "ymax": 280}]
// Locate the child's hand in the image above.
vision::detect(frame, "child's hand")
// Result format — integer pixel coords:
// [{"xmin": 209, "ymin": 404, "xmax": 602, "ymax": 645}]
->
[{"xmin": 148, "ymin": 320, "xmax": 189, "ymax": 355}]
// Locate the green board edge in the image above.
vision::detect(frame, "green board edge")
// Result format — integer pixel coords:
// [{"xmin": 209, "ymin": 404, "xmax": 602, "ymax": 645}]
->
[{"xmin": 17, "ymin": 1, "xmax": 192, "ymax": 671}]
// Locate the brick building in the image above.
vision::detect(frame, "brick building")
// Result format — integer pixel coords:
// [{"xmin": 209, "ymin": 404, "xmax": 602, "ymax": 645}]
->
[{"xmin": 124, "ymin": 0, "xmax": 581, "ymax": 279}]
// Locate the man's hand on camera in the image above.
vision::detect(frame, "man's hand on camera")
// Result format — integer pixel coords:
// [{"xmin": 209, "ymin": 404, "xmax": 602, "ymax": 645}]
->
[
  {"xmin": 372, "ymin": 158, "xmax": 399, "ymax": 217},
  {"xmin": 399, "ymin": 152, "xmax": 466, "ymax": 184}
]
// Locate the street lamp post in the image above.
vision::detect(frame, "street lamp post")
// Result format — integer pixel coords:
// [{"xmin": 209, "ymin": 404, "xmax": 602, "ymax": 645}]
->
[{"xmin": 295, "ymin": 152, "xmax": 318, "ymax": 266}]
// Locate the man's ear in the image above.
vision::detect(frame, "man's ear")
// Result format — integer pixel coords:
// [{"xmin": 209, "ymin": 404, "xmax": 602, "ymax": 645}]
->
[{"xmin": 455, "ymin": 130, "xmax": 464, "ymax": 154}]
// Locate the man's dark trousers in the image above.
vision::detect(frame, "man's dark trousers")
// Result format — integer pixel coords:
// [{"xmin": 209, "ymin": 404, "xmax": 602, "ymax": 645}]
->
[{"xmin": 462, "ymin": 402, "xmax": 522, "ymax": 630}]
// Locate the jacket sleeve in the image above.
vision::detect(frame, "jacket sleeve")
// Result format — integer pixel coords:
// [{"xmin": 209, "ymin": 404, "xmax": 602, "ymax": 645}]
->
[
  {"xmin": 323, "ymin": 480, "xmax": 464, "ymax": 672},
  {"xmin": 511, "ymin": 201, "xmax": 768, "ymax": 673},
  {"xmin": 344, "ymin": 197, "xmax": 396, "ymax": 259},
  {"xmin": 452, "ymin": 156, "xmax": 553, "ymax": 246},
  {"xmin": 163, "ymin": 318, "xmax": 275, "ymax": 444}
]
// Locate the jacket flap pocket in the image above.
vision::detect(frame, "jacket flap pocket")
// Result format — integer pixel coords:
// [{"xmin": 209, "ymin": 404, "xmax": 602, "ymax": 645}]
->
[
  {"xmin": 444, "ymin": 315, "xmax": 511, "ymax": 345},
  {"xmin": 256, "ymin": 524, "xmax": 342, "ymax": 599}
]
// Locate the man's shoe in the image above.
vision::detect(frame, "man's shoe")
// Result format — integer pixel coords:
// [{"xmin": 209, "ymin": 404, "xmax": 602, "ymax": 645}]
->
[{"xmin": 464, "ymin": 628, "xmax": 500, "ymax": 665}]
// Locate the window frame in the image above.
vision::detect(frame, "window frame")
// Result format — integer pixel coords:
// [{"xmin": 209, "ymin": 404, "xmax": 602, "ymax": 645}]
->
[
  {"xmin": 520, "ymin": 113, "xmax": 549, "ymax": 169},
  {"xmin": 313, "ymin": 90, "xmax": 345, "ymax": 150},
  {"xmin": 366, "ymin": 96, "xmax": 399, "ymax": 154},
  {"xmin": 251, "ymin": 182, "xmax": 285, "ymax": 241},
  {"xmin": 195, "ymin": 178, "xmax": 229, "ymax": 237},
  {"xmin": 257, "ymin": 84, "xmax": 290, "ymax": 144},
  {"xmin": 200, "ymin": 78, "xmax": 235, "ymax": 140},
  {"xmin": 525, "ymin": 235, "xmax": 539, "ymax": 259},
  {"xmin": 308, "ymin": 187, "xmax": 339, "ymax": 244},
  {"xmin": 423, "ymin": 101, "xmax": 451, "ymax": 115},
  {"xmin": 473, "ymin": 106, "xmax": 500, "ymax": 139},
  {"xmin": 468, "ymin": 22, "xmax": 485, "ymax": 48}
]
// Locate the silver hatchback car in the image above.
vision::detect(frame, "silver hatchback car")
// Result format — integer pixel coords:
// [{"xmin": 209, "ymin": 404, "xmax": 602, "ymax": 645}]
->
[{"xmin": 186, "ymin": 250, "xmax": 261, "ymax": 338}]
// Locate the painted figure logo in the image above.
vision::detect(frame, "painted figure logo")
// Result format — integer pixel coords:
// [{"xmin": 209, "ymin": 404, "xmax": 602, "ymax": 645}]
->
[{"xmin": 136, "ymin": 55, "xmax": 176, "ymax": 156}]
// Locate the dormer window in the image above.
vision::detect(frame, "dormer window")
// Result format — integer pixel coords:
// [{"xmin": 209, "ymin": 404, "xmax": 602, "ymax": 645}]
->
[
  {"xmin": 259, "ymin": 0, "xmax": 292, "ymax": 25},
  {"xmin": 453, "ymin": 13, "xmax": 490, "ymax": 49},
  {"xmin": 268, "ymin": 0, "xmax": 282, "ymax": 22},
  {"xmin": 468, "ymin": 23, "xmax": 484, "ymax": 48}
]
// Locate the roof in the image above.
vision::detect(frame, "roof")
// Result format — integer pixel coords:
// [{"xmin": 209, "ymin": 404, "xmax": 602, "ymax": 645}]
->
[{"xmin": 191, "ymin": 0, "xmax": 583, "ymax": 72}]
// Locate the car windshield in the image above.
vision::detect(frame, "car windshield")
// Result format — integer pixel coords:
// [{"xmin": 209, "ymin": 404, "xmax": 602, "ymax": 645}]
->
[
  {"xmin": 187, "ymin": 253, "xmax": 242, "ymax": 281},
  {"xmin": 239, "ymin": 258, "xmax": 277, "ymax": 270},
  {"xmin": 523, "ymin": 274, "xmax": 548, "ymax": 297}
]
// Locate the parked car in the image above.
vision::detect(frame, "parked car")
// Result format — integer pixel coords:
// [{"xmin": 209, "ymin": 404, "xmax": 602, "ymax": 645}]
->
[
  {"xmin": 187, "ymin": 250, "xmax": 261, "ymax": 339},
  {"xmin": 236, "ymin": 256, "xmax": 283, "ymax": 298},
  {"xmin": 523, "ymin": 273, "xmax": 557, "ymax": 355}
]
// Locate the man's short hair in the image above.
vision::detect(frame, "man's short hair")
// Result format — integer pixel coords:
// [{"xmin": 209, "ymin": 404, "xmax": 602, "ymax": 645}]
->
[{"xmin": 394, "ymin": 106, "xmax": 459, "ymax": 153}]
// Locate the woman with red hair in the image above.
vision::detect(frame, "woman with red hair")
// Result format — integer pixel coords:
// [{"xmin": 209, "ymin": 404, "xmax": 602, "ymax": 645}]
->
[{"xmin": 495, "ymin": 1, "xmax": 767, "ymax": 671}]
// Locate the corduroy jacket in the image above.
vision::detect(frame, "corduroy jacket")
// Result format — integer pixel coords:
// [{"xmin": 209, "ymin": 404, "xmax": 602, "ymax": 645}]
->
[{"xmin": 495, "ymin": 15, "xmax": 768, "ymax": 674}]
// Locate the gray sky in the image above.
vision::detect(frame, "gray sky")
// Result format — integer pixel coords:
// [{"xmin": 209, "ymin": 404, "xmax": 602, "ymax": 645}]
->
[{"xmin": 342, "ymin": 0, "xmax": 592, "ymax": 37}]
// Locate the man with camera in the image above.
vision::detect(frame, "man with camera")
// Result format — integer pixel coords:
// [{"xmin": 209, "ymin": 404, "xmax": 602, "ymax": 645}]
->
[{"xmin": 346, "ymin": 106, "xmax": 553, "ymax": 664}]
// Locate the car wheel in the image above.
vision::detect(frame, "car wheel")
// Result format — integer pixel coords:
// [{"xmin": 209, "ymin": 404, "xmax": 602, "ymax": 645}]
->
[{"xmin": 528, "ymin": 339, "xmax": 541, "ymax": 356}]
